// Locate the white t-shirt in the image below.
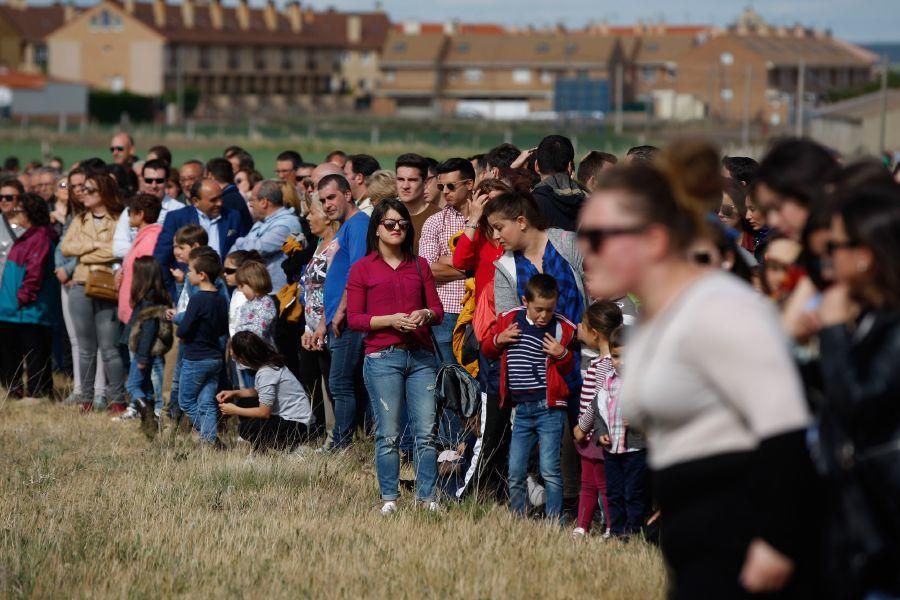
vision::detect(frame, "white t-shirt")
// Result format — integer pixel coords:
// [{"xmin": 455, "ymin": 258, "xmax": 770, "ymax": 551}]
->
[
  {"xmin": 229, "ymin": 289, "xmax": 248, "ymax": 338},
  {"xmin": 621, "ymin": 272, "xmax": 810, "ymax": 470}
]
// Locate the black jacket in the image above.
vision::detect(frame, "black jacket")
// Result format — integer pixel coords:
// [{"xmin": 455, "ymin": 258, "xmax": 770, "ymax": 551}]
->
[
  {"xmin": 818, "ymin": 310, "xmax": 900, "ymax": 597},
  {"xmin": 531, "ymin": 173, "xmax": 586, "ymax": 232}
]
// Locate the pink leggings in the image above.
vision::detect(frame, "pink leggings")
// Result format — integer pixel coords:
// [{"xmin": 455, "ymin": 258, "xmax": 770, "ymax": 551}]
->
[{"xmin": 577, "ymin": 456, "xmax": 610, "ymax": 531}]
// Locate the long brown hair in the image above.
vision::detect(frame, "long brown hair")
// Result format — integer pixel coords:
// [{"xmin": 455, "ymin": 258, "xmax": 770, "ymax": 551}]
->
[
  {"xmin": 130, "ymin": 256, "xmax": 171, "ymax": 308},
  {"xmin": 66, "ymin": 167, "xmax": 87, "ymax": 216},
  {"xmin": 85, "ymin": 172, "xmax": 124, "ymax": 217}
]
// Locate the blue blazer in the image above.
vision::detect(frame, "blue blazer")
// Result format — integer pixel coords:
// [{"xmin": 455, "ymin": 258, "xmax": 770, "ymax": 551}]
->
[
  {"xmin": 154, "ymin": 204, "xmax": 248, "ymax": 298},
  {"xmin": 222, "ymin": 183, "xmax": 253, "ymax": 233}
]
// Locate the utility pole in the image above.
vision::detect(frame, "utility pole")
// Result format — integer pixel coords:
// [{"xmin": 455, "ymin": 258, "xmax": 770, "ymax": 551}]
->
[
  {"xmin": 741, "ymin": 64, "xmax": 752, "ymax": 149},
  {"xmin": 879, "ymin": 54, "xmax": 889, "ymax": 155},
  {"xmin": 795, "ymin": 61, "xmax": 805, "ymax": 137},
  {"xmin": 614, "ymin": 63, "xmax": 623, "ymax": 135}
]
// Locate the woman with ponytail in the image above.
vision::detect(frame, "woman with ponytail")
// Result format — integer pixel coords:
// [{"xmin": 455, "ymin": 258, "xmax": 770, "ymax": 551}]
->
[{"xmin": 580, "ymin": 139, "xmax": 816, "ymax": 598}]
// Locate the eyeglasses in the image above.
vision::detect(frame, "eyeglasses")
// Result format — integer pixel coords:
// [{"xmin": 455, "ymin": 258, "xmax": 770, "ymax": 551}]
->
[
  {"xmin": 144, "ymin": 177, "xmax": 166, "ymax": 185},
  {"xmin": 0, "ymin": 194, "xmax": 19, "ymax": 202},
  {"xmin": 436, "ymin": 179, "xmax": 471, "ymax": 193},
  {"xmin": 380, "ymin": 219, "xmax": 410, "ymax": 232},
  {"xmin": 57, "ymin": 181, "xmax": 68, "ymax": 189},
  {"xmin": 223, "ymin": 267, "xmax": 238, "ymax": 275},
  {"xmin": 109, "ymin": 146, "xmax": 126, "ymax": 153},
  {"xmin": 718, "ymin": 204, "xmax": 736, "ymax": 218},
  {"xmin": 825, "ymin": 240, "xmax": 857, "ymax": 255},
  {"xmin": 577, "ymin": 225, "xmax": 647, "ymax": 252}
]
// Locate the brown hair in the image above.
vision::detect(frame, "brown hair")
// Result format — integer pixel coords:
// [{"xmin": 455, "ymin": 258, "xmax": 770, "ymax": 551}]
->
[
  {"xmin": 235, "ymin": 261, "xmax": 272, "ymax": 295},
  {"xmin": 188, "ymin": 246, "xmax": 222, "ymax": 281},
  {"xmin": 127, "ymin": 193, "xmax": 162, "ymax": 225},
  {"xmin": 582, "ymin": 300, "xmax": 624, "ymax": 340},
  {"xmin": 174, "ymin": 223, "xmax": 208, "ymax": 247},
  {"xmin": 130, "ymin": 255, "xmax": 171, "ymax": 308},
  {"xmin": 84, "ymin": 172, "xmax": 123, "ymax": 216}
]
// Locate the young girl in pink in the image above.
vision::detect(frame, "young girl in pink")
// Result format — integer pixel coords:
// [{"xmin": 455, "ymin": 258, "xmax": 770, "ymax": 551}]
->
[{"xmin": 572, "ymin": 300, "xmax": 623, "ymax": 537}]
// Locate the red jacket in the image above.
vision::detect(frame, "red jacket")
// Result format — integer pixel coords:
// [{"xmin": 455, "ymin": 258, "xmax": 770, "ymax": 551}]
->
[{"xmin": 481, "ymin": 306, "xmax": 578, "ymax": 409}]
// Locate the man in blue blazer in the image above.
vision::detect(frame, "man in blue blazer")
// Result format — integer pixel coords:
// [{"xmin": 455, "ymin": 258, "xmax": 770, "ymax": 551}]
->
[
  {"xmin": 205, "ymin": 157, "xmax": 253, "ymax": 233},
  {"xmin": 154, "ymin": 179, "xmax": 248, "ymax": 298}
]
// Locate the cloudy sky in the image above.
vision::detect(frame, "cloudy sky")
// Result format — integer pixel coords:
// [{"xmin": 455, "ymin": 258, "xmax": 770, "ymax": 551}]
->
[{"xmin": 309, "ymin": 0, "xmax": 898, "ymax": 43}]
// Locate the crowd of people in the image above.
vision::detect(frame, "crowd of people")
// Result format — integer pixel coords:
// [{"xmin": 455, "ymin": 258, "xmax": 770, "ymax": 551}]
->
[{"xmin": 2, "ymin": 130, "xmax": 899, "ymax": 598}]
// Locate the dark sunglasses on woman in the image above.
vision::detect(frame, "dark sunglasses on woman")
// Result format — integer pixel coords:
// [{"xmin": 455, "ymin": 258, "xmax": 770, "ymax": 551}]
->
[
  {"xmin": 380, "ymin": 219, "xmax": 409, "ymax": 232},
  {"xmin": 718, "ymin": 204, "xmax": 736, "ymax": 218}
]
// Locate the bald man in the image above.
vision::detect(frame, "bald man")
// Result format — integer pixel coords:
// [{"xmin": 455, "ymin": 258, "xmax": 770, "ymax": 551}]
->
[
  {"xmin": 311, "ymin": 162, "xmax": 345, "ymax": 187},
  {"xmin": 153, "ymin": 179, "xmax": 249, "ymax": 298}
]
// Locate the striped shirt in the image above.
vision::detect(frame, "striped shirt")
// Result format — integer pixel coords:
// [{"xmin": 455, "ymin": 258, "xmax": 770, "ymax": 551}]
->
[
  {"xmin": 577, "ymin": 355, "xmax": 613, "ymax": 434},
  {"xmin": 507, "ymin": 311, "xmax": 554, "ymax": 393}
]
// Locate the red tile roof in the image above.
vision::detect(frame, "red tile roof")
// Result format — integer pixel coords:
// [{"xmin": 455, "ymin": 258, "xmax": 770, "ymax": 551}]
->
[
  {"xmin": 0, "ymin": 3, "xmax": 69, "ymax": 42},
  {"xmin": 0, "ymin": 68, "xmax": 46, "ymax": 89}
]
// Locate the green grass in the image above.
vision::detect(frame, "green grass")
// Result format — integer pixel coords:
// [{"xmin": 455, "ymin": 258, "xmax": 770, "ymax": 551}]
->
[{"xmin": 0, "ymin": 398, "xmax": 667, "ymax": 598}]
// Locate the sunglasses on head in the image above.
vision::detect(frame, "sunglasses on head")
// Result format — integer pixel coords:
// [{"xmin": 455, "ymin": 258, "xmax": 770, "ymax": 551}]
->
[
  {"xmin": 436, "ymin": 179, "xmax": 471, "ymax": 193},
  {"xmin": 577, "ymin": 225, "xmax": 647, "ymax": 252},
  {"xmin": 144, "ymin": 177, "xmax": 166, "ymax": 185},
  {"xmin": 718, "ymin": 204, "xmax": 736, "ymax": 218},
  {"xmin": 109, "ymin": 146, "xmax": 126, "ymax": 152},
  {"xmin": 380, "ymin": 219, "xmax": 409, "ymax": 232},
  {"xmin": 0, "ymin": 194, "xmax": 19, "ymax": 202}
]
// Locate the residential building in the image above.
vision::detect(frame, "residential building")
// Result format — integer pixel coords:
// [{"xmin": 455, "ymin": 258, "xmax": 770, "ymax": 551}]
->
[
  {"xmin": 44, "ymin": 0, "xmax": 389, "ymax": 115},
  {"xmin": 0, "ymin": 0, "xmax": 76, "ymax": 73},
  {"xmin": 809, "ymin": 90, "xmax": 900, "ymax": 156}
]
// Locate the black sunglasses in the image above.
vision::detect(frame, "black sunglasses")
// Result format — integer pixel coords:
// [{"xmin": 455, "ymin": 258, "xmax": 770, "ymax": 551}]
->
[
  {"xmin": 144, "ymin": 177, "xmax": 166, "ymax": 185},
  {"xmin": 825, "ymin": 240, "xmax": 856, "ymax": 255},
  {"xmin": 577, "ymin": 225, "xmax": 647, "ymax": 252},
  {"xmin": 380, "ymin": 219, "xmax": 410, "ymax": 231},
  {"xmin": 691, "ymin": 251, "xmax": 712, "ymax": 265},
  {"xmin": 0, "ymin": 194, "xmax": 19, "ymax": 202},
  {"xmin": 223, "ymin": 267, "xmax": 238, "ymax": 275},
  {"xmin": 718, "ymin": 204, "xmax": 736, "ymax": 218},
  {"xmin": 436, "ymin": 179, "xmax": 471, "ymax": 193},
  {"xmin": 109, "ymin": 146, "xmax": 126, "ymax": 152}
]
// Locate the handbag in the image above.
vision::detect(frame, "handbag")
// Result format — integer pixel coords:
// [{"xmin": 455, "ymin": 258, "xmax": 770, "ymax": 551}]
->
[
  {"xmin": 414, "ymin": 259, "xmax": 481, "ymax": 419},
  {"xmin": 85, "ymin": 266, "xmax": 118, "ymax": 302}
]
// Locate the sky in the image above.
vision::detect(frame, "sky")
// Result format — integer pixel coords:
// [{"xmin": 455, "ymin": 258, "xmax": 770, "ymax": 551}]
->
[{"xmin": 305, "ymin": 0, "xmax": 900, "ymax": 43}]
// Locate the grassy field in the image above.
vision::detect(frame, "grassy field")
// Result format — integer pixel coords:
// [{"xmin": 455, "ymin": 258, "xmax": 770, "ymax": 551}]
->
[{"xmin": 0, "ymin": 398, "xmax": 667, "ymax": 598}]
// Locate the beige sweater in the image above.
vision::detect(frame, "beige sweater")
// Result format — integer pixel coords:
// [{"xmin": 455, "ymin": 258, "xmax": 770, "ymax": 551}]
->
[
  {"xmin": 59, "ymin": 212, "xmax": 119, "ymax": 283},
  {"xmin": 621, "ymin": 272, "xmax": 810, "ymax": 470}
]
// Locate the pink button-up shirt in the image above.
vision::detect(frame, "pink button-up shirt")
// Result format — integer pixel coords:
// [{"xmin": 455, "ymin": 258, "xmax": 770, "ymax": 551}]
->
[{"xmin": 346, "ymin": 252, "xmax": 444, "ymax": 354}]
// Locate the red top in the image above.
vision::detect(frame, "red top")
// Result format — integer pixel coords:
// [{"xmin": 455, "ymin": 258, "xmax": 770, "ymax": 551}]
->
[
  {"xmin": 346, "ymin": 252, "xmax": 445, "ymax": 354},
  {"xmin": 452, "ymin": 228, "xmax": 503, "ymax": 296}
]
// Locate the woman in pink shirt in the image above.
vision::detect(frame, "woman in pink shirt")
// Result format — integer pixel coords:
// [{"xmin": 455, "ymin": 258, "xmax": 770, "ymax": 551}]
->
[
  {"xmin": 118, "ymin": 194, "xmax": 164, "ymax": 324},
  {"xmin": 346, "ymin": 198, "xmax": 444, "ymax": 515}
]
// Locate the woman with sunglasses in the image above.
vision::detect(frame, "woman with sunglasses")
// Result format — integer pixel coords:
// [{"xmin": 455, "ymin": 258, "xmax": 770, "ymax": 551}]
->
[
  {"xmin": 0, "ymin": 177, "xmax": 26, "ymax": 280},
  {"xmin": 813, "ymin": 181, "xmax": 900, "ymax": 598},
  {"xmin": 60, "ymin": 173, "xmax": 126, "ymax": 412},
  {"xmin": 345, "ymin": 198, "xmax": 444, "ymax": 515},
  {"xmin": 581, "ymin": 140, "xmax": 817, "ymax": 598}
]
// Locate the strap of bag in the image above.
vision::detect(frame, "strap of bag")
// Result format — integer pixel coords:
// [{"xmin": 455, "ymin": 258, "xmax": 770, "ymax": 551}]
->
[{"xmin": 414, "ymin": 257, "xmax": 445, "ymax": 366}]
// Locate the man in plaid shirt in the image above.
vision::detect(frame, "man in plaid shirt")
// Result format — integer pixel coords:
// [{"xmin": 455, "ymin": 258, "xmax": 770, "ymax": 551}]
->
[{"xmin": 419, "ymin": 157, "xmax": 474, "ymax": 367}]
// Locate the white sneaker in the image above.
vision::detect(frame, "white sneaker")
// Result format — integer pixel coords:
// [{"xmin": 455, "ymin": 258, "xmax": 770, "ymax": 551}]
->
[
  {"xmin": 111, "ymin": 407, "xmax": 139, "ymax": 422},
  {"xmin": 426, "ymin": 501, "xmax": 440, "ymax": 513},
  {"xmin": 572, "ymin": 527, "xmax": 586, "ymax": 538},
  {"xmin": 602, "ymin": 528, "xmax": 611, "ymax": 539},
  {"xmin": 380, "ymin": 501, "xmax": 398, "ymax": 516}
]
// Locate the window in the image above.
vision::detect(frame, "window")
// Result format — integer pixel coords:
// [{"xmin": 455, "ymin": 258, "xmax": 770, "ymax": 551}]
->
[
  {"xmin": 227, "ymin": 47, "xmax": 240, "ymax": 70},
  {"xmin": 254, "ymin": 47, "xmax": 266, "ymax": 70},
  {"xmin": 512, "ymin": 69, "xmax": 531, "ymax": 84},
  {"xmin": 109, "ymin": 75, "xmax": 124, "ymax": 92},
  {"xmin": 464, "ymin": 68, "xmax": 483, "ymax": 83},
  {"xmin": 564, "ymin": 43, "xmax": 578, "ymax": 55},
  {"xmin": 199, "ymin": 46, "xmax": 211, "ymax": 70},
  {"xmin": 384, "ymin": 70, "xmax": 396, "ymax": 82},
  {"xmin": 536, "ymin": 42, "xmax": 549, "ymax": 54},
  {"xmin": 361, "ymin": 51, "xmax": 373, "ymax": 65},
  {"xmin": 640, "ymin": 66, "xmax": 656, "ymax": 82},
  {"xmin": 457, "ymin": 42, "xmax": 470, "ymax": 53},
  {"xmin": 540, "ymin": 70, "xmax": 553, "ymax": 84},
  {"xmin": 89, "ymin": 9, "xmax": 123, "ymax": 32},
  {"xmin": 392, "ymin": 41, "xmax": 407, "ymax": 53},
  {"xmin": 281, "ymin": 47, "xmax": 292, "ymax": 71},
  {"xmin": 34, "ymin": 44, "xmax": 48, "ymax": 68}
]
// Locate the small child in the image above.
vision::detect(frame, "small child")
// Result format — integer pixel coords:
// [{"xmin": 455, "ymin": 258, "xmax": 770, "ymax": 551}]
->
[
  {"xmin": 233, "ymin": 261, "xmax": 276, "ymax": 389},
  {"xmin": 216, "ymin": 331, "xmax": 311, "ymax": 452},
  {"xmin": 171, "ymin": 224, "xmax": 207, "ymax": 302},
  {"xmin": 224, "ymin": 250, "xmax": 263, "ymax": 388},
  {"xmin": 481, "ymin": 273, "xmax": 579, "ymax": 520},
  {"xmin": 595, "ymin": 325, "xmax": 648, "ymax": 538},
  {"xmin": 176, "ymin": 249, "xmax": 229, "ymax": 445},
  {"xmin": 571, "ymin": 300, "xmax": 623, "ymax": 538},
  {"xmin": 124, "ymin": 256, "xmax": 173, "ymax": 437}
]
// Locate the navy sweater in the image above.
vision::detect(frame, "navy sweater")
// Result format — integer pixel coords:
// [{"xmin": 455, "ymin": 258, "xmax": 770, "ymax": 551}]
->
[{"xmin": 177, "ymin": 290, "xmax": 228, "ymax": 361}]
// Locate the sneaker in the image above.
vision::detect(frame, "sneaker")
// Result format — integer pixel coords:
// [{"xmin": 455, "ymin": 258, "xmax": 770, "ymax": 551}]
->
[
  {"xmin": 108, "ymin": 402, "xmax": 127, "ymax": 414},
  {"xmin": 111, "ymin": 407, "xmax": 140, "ymax": 422},
  {"xmin": 92, "ymin": 395, "xmax": 107, "ymax": 412},
  {"xmin": 63, "ymin": 391, "xmax": 80, "ymax": 406},
  {"xmin": 154, "ymin": 408, "xmax": 161, "ymax": 418},
  {"xmin": 380, "ymin": 501, "xmax": 398, "ymax": 516},
  {"xmin": 572, "ymin": 527, "xmax": 586, "ymax": 538},
  {"xmin": 602, "ymin": 528, "xmax": 611, "ymax": 540},
  {"xmin": 426, "ymin": 501, "xmax": 440, "ymax": 513}
]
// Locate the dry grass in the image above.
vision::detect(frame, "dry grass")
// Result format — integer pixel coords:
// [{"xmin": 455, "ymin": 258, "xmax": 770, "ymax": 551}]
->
[{"xmin": 0, "ymin": 398, "xmax": 666, "ymax": 599}]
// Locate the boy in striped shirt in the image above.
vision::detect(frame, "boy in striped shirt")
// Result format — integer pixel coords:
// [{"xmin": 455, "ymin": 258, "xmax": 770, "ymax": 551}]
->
[{"xmin": 482, "ymin": 274, "xmax": 579, "ymax": 519}]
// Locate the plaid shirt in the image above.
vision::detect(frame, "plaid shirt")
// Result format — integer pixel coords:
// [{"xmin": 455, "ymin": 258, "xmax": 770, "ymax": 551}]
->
[{"xmin": 419, "ymin": 205, "xmax": 467, "ymax": 315}]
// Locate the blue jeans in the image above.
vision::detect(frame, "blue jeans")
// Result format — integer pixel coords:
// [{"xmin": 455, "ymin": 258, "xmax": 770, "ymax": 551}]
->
[
  {"xmin": 125, "ymin": 357, "xmax": 154, "ymax": 404},
  {"xmin": 170, "ymin": 344, "xmax": 184, "ymax": 418},
  {"xmin": 508, "ymin": 402, "xmax": 566, "ymax": 518},
  {"xmin": 363, "ymin": 347, "xmax": 438, "ymax": 501},
  {"xmin": 178, "ymin": 357, "xmax": 222, "ymax": 443},
  {"xmin": 152, "ymin": 356, "xmax": 164, "ymax": 412},
  {"xmin": 327, "ymin": 326, "xmax": 367, "ymax": 448},
  {"xmin": 603, "ymin": 449, "xmax": 648, "ymax": 536}
]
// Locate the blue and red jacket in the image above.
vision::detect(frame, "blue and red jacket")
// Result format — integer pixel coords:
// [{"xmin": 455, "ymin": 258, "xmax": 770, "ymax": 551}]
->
[
  {"xmin": 481, "ymin": 306, "xmax": 580, "ymax": 409},
  {"xmin": 0, "ymin": 224, "xmax": 60, "ymax": 326}
]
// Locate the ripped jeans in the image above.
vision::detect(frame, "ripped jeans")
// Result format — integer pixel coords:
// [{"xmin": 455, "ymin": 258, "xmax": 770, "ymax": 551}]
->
[{"xmin": 363, "ymin": 346, "xmax": 438, "ymax": 502}]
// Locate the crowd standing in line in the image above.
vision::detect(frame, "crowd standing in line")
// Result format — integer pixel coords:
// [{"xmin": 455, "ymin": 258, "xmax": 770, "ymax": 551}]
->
[{"xmin": 2, "ymin": 130, "xmax": 899, "ymax": 599}]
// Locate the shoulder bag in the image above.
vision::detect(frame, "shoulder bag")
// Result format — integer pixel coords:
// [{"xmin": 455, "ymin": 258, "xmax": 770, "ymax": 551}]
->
[{"xmin": 85, "ymin": 265, "xmax": 118, "ymax": 302}]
